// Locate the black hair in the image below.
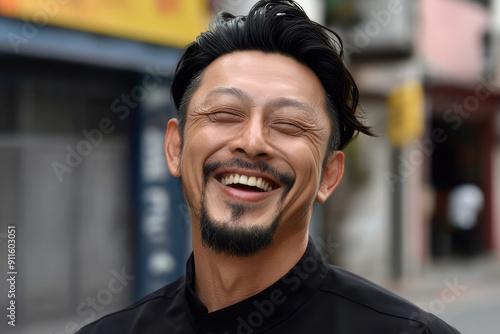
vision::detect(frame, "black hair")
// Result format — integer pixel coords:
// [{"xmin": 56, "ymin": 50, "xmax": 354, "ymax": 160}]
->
[{"xmin": 171, "ymin": 0, "xmax": 374, "ymax": 155}]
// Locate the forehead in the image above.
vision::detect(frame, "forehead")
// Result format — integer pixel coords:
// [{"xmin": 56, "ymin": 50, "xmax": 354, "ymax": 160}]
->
[{"xmin": 189, "ymin": 51, "xmax": 328, "ymax": 117}]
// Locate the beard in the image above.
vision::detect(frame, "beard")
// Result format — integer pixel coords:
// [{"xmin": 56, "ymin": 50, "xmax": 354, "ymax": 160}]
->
[
  {"xmin": 199, "ymin": 202, "xmax": 282, "ymax": 257},
  {"xmin": 183, "ymin": 158, "xmax": 295, "ymax": 257}
]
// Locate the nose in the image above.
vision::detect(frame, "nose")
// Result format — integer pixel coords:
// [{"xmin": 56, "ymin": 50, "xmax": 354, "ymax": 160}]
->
[{"xmin": 229, "ymin": 116, "xmax": 274, "ymax": 158}]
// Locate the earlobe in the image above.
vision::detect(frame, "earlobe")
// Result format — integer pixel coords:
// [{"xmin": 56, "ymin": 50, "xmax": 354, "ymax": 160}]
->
[
  {"xmin": 316, "ymin": 151, "xmax": 344, "ymax": 203},
  {"xmin": 164, "ymin": 118, "xmax": 182, "ymax": 178}
]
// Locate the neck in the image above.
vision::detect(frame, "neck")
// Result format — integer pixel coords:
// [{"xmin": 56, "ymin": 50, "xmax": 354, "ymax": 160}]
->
[{"xmin": 192, "ymin": 230, "xmax": 308, "ymax": 312}]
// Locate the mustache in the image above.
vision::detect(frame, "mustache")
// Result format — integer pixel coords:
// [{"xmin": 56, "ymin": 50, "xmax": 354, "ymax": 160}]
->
[{"xmin": 203, "ymin": 158, "xmax": 295, "ymax": 190}]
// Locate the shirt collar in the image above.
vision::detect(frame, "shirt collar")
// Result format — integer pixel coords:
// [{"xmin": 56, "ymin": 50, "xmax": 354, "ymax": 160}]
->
[{"xmin": 184, "ymin": 237, "xmax": 329, "ymax": 334}]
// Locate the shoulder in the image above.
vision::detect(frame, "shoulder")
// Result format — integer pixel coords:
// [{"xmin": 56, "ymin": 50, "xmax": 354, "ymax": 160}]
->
[
  {"xmin": 318, "ymin": 265, "xmax": 461, "ymax": 334},
  {"xmin": 76, "ymin": 276, "xmax": 185, "ymax": 334}
]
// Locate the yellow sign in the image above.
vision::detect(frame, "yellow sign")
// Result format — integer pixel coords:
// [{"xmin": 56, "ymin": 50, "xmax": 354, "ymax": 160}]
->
[
  {"xmin": 387, "ymin": 80, "xmax": 425, "ymax": 147},
  {"xmin": 0, "ymin": 0, "xmax": 210, "ymax": 47}
]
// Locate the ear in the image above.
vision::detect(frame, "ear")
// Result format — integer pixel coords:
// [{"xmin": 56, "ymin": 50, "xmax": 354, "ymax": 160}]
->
[
  {"xmin": 316, "ymin": 151, "xmax": 344, "ymax": 203},
  {"xmin": 164, "ymin": 118, "xmax": 182, "ymax": 178}
]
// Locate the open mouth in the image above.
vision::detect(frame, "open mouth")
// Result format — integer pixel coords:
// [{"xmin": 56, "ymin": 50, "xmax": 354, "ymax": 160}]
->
[{"xmin": 217, "ymin": 173, "xmax": 279, "ymax": 192}]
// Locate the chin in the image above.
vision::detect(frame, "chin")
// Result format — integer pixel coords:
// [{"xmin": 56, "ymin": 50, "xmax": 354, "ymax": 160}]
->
[{"xmin": 199, "ymin": 204, "xmax": 282, "ymax": 257}]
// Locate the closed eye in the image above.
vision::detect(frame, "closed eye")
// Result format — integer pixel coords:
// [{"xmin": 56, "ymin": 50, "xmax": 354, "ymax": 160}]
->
[
  {"xmin": 206, "ymin": 111, "xmax": 244, "ymax": 123},
  {"xmin": 271, "ymin": 122, "xmax": 306, "ymax": 135}
]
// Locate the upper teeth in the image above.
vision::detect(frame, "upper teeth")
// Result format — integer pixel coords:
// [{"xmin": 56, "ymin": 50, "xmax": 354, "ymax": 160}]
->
[{"xmin": 221, "ymin": 174, "xmax": 273, "ymax": 192}]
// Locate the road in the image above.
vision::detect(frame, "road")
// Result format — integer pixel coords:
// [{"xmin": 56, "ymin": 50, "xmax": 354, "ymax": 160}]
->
[{"xmin": 395, "ymin": 255, "xmax": 500, "ymax": 334}]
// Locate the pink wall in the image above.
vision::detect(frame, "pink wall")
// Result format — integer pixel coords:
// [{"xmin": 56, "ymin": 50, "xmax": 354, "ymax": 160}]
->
[{"xmin": 417, "ymin": 0, "xmax": 489, "ymax": 81}]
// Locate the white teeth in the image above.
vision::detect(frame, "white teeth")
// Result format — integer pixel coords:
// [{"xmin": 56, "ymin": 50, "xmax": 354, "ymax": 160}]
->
[
  {"xmin": 248, "ymin": 176, "xmax": 257, "ymax": 186},
  {"xmin": 220, "ymin": 174, "xmax": 275, "ymax": 191},
  {"xmin": 239, "ymin": 175, "xmax": 248, "ymax": 185}
]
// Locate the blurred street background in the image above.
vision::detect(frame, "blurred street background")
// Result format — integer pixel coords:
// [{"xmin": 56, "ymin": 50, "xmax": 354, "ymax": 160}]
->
[{"xmin": 1, "ymin": 0, "xmax": 499, "ymax": 333}]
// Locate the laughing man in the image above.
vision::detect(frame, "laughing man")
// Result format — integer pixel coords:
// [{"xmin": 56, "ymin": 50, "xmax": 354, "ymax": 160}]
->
[{"xmin": 78, "ymin": 1, "xmax": 461, "ymax": 333}]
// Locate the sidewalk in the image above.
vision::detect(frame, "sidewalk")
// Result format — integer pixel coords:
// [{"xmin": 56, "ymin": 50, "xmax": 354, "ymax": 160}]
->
[{"xmin": 391, "ymin": 255, "xmax": 500, "ymax": 334}]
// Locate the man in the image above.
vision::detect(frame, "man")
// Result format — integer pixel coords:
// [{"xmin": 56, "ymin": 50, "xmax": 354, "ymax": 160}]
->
[{"xmin": 78, "ymin": 1, "xmax": 460, "ymax": 333}]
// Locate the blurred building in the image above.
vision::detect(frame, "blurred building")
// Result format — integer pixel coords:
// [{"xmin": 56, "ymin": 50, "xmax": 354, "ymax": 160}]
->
[
  {"xmin": 0, "ymin": 1, "xmax": 209, "ymax": 333},
  {"xmin": 325, "ymin": 0, "xmax": 500, "ymax": 283}
]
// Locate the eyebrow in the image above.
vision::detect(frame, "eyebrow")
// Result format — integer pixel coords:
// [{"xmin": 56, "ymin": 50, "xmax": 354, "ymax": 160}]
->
[
  {"xmin": 204, "ymin": 87, "xmax": 317, "ymax": 114},
  {"xmin": 205, "ymin": 87, "xmax": 251, "ymax": 102},
  {"xmin": 268, "ymin": 97, "xmax": 316, "ymax": 114}
]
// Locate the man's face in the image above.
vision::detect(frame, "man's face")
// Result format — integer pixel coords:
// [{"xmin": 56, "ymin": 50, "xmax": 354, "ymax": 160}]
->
[{"xmin": 165, "ymin": 51, "xmax": 343, "ymax": 256}]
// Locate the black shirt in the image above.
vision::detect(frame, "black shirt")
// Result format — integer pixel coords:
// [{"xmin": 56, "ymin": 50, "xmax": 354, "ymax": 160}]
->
[{"xmin": 77, "ymin": 238, "xmax": 460, "ymax": 333}]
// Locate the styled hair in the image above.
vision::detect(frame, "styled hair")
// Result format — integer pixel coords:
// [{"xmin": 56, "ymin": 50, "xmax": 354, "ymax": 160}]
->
[{"xmin": 171, "ymin": 0, "xmax": 373, "ymax": 154}]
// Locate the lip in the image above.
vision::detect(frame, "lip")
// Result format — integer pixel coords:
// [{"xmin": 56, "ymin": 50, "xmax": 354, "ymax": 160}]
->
[
  {"xmin": 210, "ymin": 164, "xmax": 285, "ymax": 202},
  {"xmin": 215, "ymin": 168, "xmax": 282, "ymax": 188},
  {"xmin": 215, "ymin": 178, "xmax": 278, "ymax": 202}
]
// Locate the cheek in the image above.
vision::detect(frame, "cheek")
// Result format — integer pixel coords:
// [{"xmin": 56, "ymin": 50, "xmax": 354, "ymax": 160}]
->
[
  {"xmin": 283, "ymin": 143, "xmax": 324, "ymax": 203},
  {"xmin": 285, "ymin": 139, "xmax": 324, "ymax": 177},
  {"xmin": 186, "ymin": 128, "xmax": 232, "ymax": 166},
  {"xmin": 296, "ymin": 142, "xmax": 326, "ymax": 192},
  {"xmin": 279, "ymin": 151, "xmax": 322, "ymax": 226},
  {"xmin": 180, "ymin": 126, "xmax": 231, "ymax": 193}
]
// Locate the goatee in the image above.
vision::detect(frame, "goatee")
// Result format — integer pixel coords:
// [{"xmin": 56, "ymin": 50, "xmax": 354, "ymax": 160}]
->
[{"xmin": 196, "ymin": 158, "xmax": 295, "ymax": 257}]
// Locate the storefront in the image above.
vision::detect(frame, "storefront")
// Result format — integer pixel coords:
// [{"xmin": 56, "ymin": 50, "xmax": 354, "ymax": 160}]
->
[
  {"xmin": 426, "ymin": 84, "xmax": 500, "ymax": 257},
  {"xmin": 0, "ymin": 1, "xmax": 209, "ymax": 329}
]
